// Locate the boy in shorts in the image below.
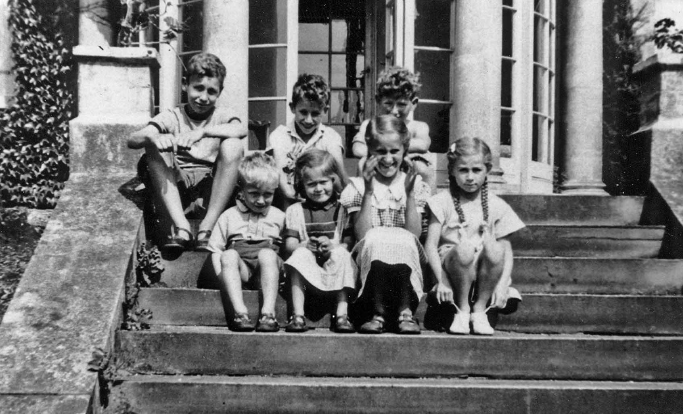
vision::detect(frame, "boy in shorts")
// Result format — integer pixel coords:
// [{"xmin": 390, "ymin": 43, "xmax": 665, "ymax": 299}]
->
[
  {"xmin": 351, "ymin": 66, "xmax": 435, "ymax": 191},
  {"xmin": 128, "ymin": 53, "xmax": 247, "ymax": 251},
  {"xmin": 268, "ymin": 73, "xmax": 349, "ymax": 210},
  {"xmin": 207, "ymin": 152, "xmax": 285, "ymax": 332}
]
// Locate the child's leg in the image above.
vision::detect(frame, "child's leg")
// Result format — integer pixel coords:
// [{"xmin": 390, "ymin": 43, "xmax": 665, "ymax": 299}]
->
[
  {"xmin": 442, "ymin": 241, "xmax": 478, "ymax": 313},
  {"xmin": 218, "ymin": 249, "xmax": 251, "ymax": 314},
  {"xmin": 472, "ymin": 239, "xmax": 506, "ymax": 313},
  {"xmin": 199, "ymin": 138, "xmax": 244, "ymax": 233},
  {"xmin": 145, "ymin": 147, "xmax": 192, "ymax": 235},
  {"xmin": 335, "ymin": 289, "xmax": 349, "ymax": 316},
  {"xmin": 257, "ymin": 248, "xmax": 281, "ymax": 316},
  {"xmin": 290, "ymin": 269, "xmax": 306, "ymax": 316}
]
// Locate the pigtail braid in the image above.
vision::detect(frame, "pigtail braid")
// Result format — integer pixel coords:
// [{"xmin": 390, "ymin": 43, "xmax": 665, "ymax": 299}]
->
[{"xmin": 481, "ymin": 179, "xmax": 489, "ymax": 223}]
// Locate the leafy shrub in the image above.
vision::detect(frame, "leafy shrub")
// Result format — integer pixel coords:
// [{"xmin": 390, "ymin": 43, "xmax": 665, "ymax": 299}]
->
[{"xmin": 0, "ymin": 0, "xmax": 73, "ymax": 208}]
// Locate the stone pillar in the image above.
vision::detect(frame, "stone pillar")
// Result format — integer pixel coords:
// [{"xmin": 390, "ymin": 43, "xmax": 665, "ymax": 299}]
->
[
  {"xmin": 450, "ymin": 0, "xmax": 504, "ymax": 186},
  {"xmin": 203, "ymin": 0, "xmax": 249, "ymax": 124},
  {"xmin": 0, "ymin": 0, "xmax": 13, "ymax": 108},
  {"xmin": 79, "ymin": 0, "xmax": 113, "ymax": 47},
  {"xmin": 69, "ymin": 46, "xmax": 159, "ymax": 173},
  {"xmin": 159, "ymin": 0, "xmax": 179, "ymax": 110},
  {"xmin": 559, "ymin": 0, "xmax": 607, "ymax": 195}
]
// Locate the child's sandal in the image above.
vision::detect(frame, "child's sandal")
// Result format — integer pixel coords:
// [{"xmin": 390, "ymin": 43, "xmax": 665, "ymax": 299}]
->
[
  {"xmin": 397, "ymin": 313, "xmax": 421, "ymax": 335},
  {"xmin": 255, "ymin": 313, "xmax": 280, "ymax": 332},
  {"xmin": 359, "ymin": 315, "xmax": 385, "ymax": 334},
  {"xmin": 164, "ymin": 225, "xmax": 193, "ymax": 251},
  {"xmin": 285, "ymin": 314, "xmax": 308, "ymax": 333},
  {"xmin": 195, "ymin": 229, "xmax": 212, "ymax": 252},
  {"xmin": 230, "ymin": 313, "xmax": 256, "ymax": 332},
  {"xmin": 334, "ymin": 314, "xmax": 355, "ymax": 333}
]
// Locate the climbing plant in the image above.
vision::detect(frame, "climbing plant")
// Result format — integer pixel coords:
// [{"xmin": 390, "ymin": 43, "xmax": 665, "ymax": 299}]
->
[{"xmin": 0, "ymin": 0, "xmax": 74, "ymax": 208}]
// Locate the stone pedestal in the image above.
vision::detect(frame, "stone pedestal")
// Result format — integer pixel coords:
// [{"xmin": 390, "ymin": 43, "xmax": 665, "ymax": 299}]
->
[
  {"xmin": 203, "ymin": 0, "xmax": 249, "ymax": 124},
  {"xmin": 450, "ymin": 0, "xmax": 504, "ymax": 187},
  {"xmin": 69, "ymin": 46, "xmax": 159, "ymax": 173},
  {"xmin": 159, "ymin": 0, "xmax": 179, "ymax": 111},
  {"xmin": 559, "ymin": 0, "xmax": 607, "ymax": 195}
]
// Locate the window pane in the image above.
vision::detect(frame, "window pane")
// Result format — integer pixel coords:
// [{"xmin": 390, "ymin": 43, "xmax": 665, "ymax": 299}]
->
[
  {"xmin": 180, "ymin": 2, "xmax": 203, "ymax": 53},
  {"xmin": 415, "ymin": 50, "xmax": 450, "ymax": 101},
  {"xmin": 535, "ymin": 0, "xmax": 546, "ymax": 14},
  {"xmin": 500, "ymin": 110, "xmax": 513, "ymax": 156},
  {"xmin": 415, "ymin": 0, "xmax": 451, "ymax": 49},
  {"xmin": 503, "ymin": 7, "xmax": 514, "ymax": 58},
  {"xmin": 503, "ymin": 0, "xmax": 514, "ymax": 6},
  {"xmin": 501, "ymin": 59, "xmax": 513, "ymax": 108},
  {"xmin": 299, "ymin": 54, "xmax": 329, "ymax": 81},
  {"xmin": 249, "ymin": 48, "xmax": 288, "ymax": 98},
  {"xmin": 533, "ymin": 65, "xmax": 547, "ymax": 113},
  {"xmin": 532, "ymin": 114, "xmax": 539, "ymax": 162},
  {"xmin": 414, "ymin": 103, "xmax": 451, "ymax": 153},
  {"xmin": 534, "ymin": 14, "xmax": 546, "ymax": 64},
  {"xmin": 300, "ymin": 23, "xmax": 329, "ymax": 52},
  {"xmin": 331, "ymin": 54, "xmax": 364, "ymax": 88},
  {"xmin": 329, "ymin": 90, "xmax": 364, "ymax": 124},
  {"xmin": 250, "ymin": 100, "xmax": 287, "ymax": 133},
  {"xmin": 249, "ymin": 0, "xmax": 286, "ymax": 44}
]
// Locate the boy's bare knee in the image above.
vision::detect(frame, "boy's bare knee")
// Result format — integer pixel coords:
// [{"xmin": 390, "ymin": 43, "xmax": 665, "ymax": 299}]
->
[
  {"xmin": 257, "ymin": 248, "xmax": 278, "ymax": 262},
  {"xmin": 219, "ymin": 139, "xmax": 244, "ymax": 163},
  {"xmin": 219, "ymin": 250, "xmax": 241, "ymax": 269}
]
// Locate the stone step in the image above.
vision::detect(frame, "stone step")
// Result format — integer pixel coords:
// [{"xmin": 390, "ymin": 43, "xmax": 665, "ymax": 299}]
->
[
  {"xmin": 137, "ymin": 288, "xmax": 683, "ymax": 335},
  {"xmin": 514, "ymin": 257, "xmax": 683, "ymax": 294},
  {"xmin": 116, "ymin": 327, "xmax": 683, "ymax": 381},
  {"xmin": 511, "ymin": 225, "xmax": 664, "ymax": 258},
  {"xmin": 109, "ymin": 375, "xmax": 683, "ymax": 414},
  {"xmin": 155, "ymin": 254, "xmax": 683, "ymax": 294},
  {"xmin": 498, "ymin": 195, "xmax": 645, "ymax": 226}
]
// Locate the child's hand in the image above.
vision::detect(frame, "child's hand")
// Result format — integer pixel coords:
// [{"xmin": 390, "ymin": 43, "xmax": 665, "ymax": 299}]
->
[
  {"xmin": 432, "ymin": 282, "xmax": 454, "ymax": 305},
  {"xmin": 490, "ymin": 284, "xmax": 508, "ymax": 309},
  {"xmin": 151, "ymin": 134, "xmax": 178, "ymax": 153},
  {"xmin": 176, "ymin": 130, "xmax": 204, "ymax": 151},
  {"xmin": 316, "ymin": 236, "xmax": 333, "ymax": 253},
  {"xmin": 306, "ymin": 237, "xmax": 320, "ymax": 253},
  {"xmin": 403, "ymin": 158, "xmax": 418, "ymax": 194},
  {"xmin": 362, "ymin": 156, "xmax": 378, "ymax": 190}
]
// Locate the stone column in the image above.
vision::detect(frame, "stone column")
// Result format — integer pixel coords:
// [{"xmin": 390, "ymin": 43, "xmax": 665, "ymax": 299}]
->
[
  {"xmin": 450, "ymin": 0, "xmax": 504, "ymax": 186},
  {"xmin": 559, "ymin": 0, "xmax": 607, "ymax": 195},
  {"xmin": 79, "ymin": 0, "xmax": 113, "ymax": 47},
  {"xmin": 159, "ymin": 0, "xmax": 179, "ymax": 110},
  {"xmin": 203, "ymin": 0, "xmax": 249, "ymax": 124},
  {"xmin": 0, "ymin": 0, "xmax": 13, "ymax": 108}
]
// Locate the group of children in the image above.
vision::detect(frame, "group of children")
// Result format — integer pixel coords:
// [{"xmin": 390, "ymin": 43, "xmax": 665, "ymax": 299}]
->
[{"xmin": 128, "ymin": 53, "xmax": 525, "ymax": 336}]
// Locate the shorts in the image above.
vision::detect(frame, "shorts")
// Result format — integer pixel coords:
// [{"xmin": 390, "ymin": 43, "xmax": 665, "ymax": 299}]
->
[
  {"xmin": 138, "ymin": 154, "xmax": 215, "ymax": 218},
  {"xmin": 227, "ymin": 239, "xmax": 284, "ymax": 287}
]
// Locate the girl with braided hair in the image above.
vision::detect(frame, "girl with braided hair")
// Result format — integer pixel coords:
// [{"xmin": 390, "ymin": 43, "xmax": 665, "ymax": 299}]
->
[{"xmin": 424, "ymin": 137, "xmax": 525, "ymax": 335}]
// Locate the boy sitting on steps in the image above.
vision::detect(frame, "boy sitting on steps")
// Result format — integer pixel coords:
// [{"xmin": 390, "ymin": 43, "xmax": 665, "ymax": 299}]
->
[{"xmin": 128, "ymin": 53, "xmax": 247, "ymax": 251}]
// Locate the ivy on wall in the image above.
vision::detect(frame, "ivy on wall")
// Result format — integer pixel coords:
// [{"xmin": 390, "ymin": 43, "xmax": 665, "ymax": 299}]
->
[{"xmin": 0, "ymin": 0, "xmax": 73, "ymax": 208}]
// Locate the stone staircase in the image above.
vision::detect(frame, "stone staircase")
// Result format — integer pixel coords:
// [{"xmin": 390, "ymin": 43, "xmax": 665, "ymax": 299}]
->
[{"xmin": 107, "ymin": 195, "xmax": 683, "ymax": 413}]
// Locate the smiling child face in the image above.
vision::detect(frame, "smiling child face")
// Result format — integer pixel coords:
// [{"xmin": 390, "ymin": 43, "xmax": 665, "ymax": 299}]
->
[
  {"xmin": 368, "ymin": 132, "xmax": 405, "ymax": 182},
  {"xmin": 291, "ymin": 99, "xmax": 326, "ymax": 139},
  {"xmin": 183, "ymin": 75, "xmax": 222, "ymax": 116}
]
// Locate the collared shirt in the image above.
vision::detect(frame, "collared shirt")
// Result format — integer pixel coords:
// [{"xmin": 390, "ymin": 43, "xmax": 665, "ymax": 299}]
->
[
  {"xmin": 340, "ymin": 174, "xmax": 430, "ymax": 228},
  {"xmin": 207, "ymin": 200, "xmax": 286, "ymax": 253},
  {"xmin": 149, "ymin": 105, "xmax": 240, "ymax": 168},
  {"xmin": 267, "ymin": 120, "xmax": 345, "ymax": 184}
]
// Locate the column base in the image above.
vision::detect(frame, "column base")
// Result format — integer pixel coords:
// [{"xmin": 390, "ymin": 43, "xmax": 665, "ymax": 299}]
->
[
  {"xmin": 486, "ymin": 167, "xmax": 506, "ymax": 193},
  {"xmin": 560, "ymin": 180, "xmax": 609, "ymax": 196}
]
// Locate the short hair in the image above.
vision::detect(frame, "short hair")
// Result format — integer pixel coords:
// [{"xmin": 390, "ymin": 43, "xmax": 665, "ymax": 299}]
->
[
  {"xmin": 293, "ymin": 149, "xmax": 343, "ymax": 198},
  {"xmin": 184, "ymin": 53, "xmax": 226, "ymax": 89},
  {"xmin": 375, "ymin": 66, "xmax": 421, "ymax": 101},
  {"xmin": 237, "ymin": 152, "xmax": 279, "ymax": 190},
  {"xmin": 290, "ymin": 73, "xmax": 330, "ymax": 107},
  {"xmin": 365, "ymin": 114, "xmax": 411, "ymax": 153}
]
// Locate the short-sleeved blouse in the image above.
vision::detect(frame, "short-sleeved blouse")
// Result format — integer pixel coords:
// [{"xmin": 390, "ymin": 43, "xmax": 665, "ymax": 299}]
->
[
  {"xmin": 283, "ymin": 199, "xmax": 351, "ymax": 244},
  {"xmin": 340, "ymin": 174, "xmax": 430, "ymax": 228},
  {"xmin": 426, "ymin": 190, "xmax": 525, "ymax": 251}
]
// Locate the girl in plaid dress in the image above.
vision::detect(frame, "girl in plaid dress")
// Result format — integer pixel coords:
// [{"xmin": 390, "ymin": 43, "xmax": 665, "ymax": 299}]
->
[
  {"xmin": 340, "ymin": 115, "xmax": 431, "ymax": 334},
  {"xmin": 424, "ymin": 137, "xmax": 525, "ymax": 335},
  {"xmin": 283, "ymin": 149, "xmax": 358, "ymax": 333}
]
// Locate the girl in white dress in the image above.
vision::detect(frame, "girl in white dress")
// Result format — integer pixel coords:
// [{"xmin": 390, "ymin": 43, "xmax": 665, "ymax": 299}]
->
[
  {"xmin": 340, "ymin": 115, "xmax": 431, "ymax": 334},
  {"xmin": 283, "ymin": 149, "xmax": 358, "ymax": 333},
  {"xmin": 424, "ymin": 137, "xmax": 525, "ymax": 335}
]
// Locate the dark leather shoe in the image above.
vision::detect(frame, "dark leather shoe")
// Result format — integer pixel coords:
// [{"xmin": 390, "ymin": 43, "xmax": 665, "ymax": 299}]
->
[
  {"xmin": 359, "ymin": 315, "xmax": 385, "ymax": 334},
  {"xmin": 256, "ymin": 313, "xmax": 280, "ymax": 332},
  {"xmin": 398, "ymin": 313, "xmax": 421, "ymax": 335},
  {"xmin": 334, "ymin": 314, "xmax": 355, "ymax": 333}
]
